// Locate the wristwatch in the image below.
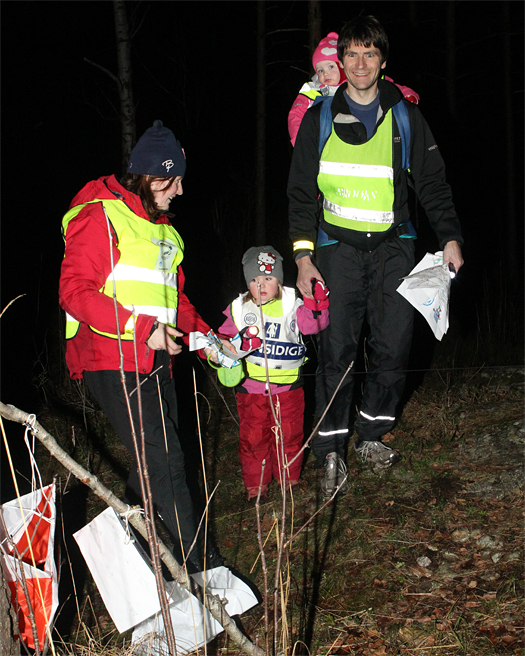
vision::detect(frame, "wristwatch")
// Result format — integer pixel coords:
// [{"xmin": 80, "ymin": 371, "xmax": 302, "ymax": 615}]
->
[{"xmin": 146, "ymin": 320, "xmax": 160, "ymax": 342}]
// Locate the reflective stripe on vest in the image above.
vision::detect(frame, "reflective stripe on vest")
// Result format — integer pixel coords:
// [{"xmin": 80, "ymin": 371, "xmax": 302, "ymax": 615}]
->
[
  {"xmin": 317, "ymin": 109, "xmax": 395, "ymax": 233},
  {"xmin": 231, "ymin": 287, "xmax": 306, "ymax": 384},
  {"xmin": 298, "ymin": 82, "xmax": 321, "ymax": 102},
  {"xmin": 62, "ymin": 199, "xmax": 184, "ymax": 340}
]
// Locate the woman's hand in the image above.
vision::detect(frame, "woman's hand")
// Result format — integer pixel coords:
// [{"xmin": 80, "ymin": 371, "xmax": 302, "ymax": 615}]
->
[{"xmin": 147, "ymin": 323, "xmax": 183, "ymax": 356}]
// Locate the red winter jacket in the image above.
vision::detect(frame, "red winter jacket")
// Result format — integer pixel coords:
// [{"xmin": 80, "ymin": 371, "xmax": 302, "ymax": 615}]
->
[{"xmin": 59, "ymin": 174, "xmax": 210, "ymax": 379}]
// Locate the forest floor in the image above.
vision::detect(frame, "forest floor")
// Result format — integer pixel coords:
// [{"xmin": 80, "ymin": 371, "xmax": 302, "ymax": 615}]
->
[{"xmin": 33, "ymin": 363, "xmax": 524, "ymax": 656}]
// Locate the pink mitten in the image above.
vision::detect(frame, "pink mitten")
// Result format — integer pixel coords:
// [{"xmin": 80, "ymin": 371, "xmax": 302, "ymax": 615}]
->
[
  {"xmin": 240, "ymin": 326, "xmax": 261, "ymax": 351},
  {"xmin": 384, "ymin": 75, "xmax": 419, "ymax": 104},
  {"xmin": 312, "ymin": 278, "xmax": 330, "ymax": 310},
  {"xmin": 304, "ymin": 279, "xmax": 329, "ymax": 312}
]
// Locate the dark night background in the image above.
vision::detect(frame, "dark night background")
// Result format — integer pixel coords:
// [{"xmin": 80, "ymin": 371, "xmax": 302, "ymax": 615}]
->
[{"xmin": 1, "ymin": 0, "xmax": 524, "ymax": 501}]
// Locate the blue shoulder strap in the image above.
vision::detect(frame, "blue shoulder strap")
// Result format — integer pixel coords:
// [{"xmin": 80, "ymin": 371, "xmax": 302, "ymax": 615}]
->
[
  {"xmin": 314, "ymin": 96, "xmax": 339, "ymax": 247},
  {"xmin": 392, "ymin": 100, "xmax": 410, "ymax": 171},
  {"xmin": 316, "ymin": 96, "xmax": 334, "ymax": 156},
  {"xmin": 392, "ymin": 100, "xmax": 417, "ymax": 238}
]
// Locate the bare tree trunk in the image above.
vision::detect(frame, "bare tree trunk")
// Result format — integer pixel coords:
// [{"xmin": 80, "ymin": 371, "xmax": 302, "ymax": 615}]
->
[
  {"xmin": 255, "ymin": 0, "xmax": 266, "ymax": 244},
  {"xmin": 113, "ymin": 0, "xmax": 136, "ymax": 174},
  {"xmin": 503, "ymin": 0, "xmax": 517, "ymax": 277},
  {"xmin": 308, "ymin": 0, "xmax": 321, "ymax": 62},
  {"xmin": 445, "ymin": 1, "xmax": 457, "ymax": 119},
  {"xmin": 0, "ymin": 566, "xmax": 19, "ymax": 656}
]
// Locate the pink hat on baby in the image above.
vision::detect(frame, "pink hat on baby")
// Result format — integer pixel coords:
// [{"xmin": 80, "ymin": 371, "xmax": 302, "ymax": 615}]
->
[{"xmin": 312, "ymin": 32, "xmax": 340, "ymax": 69}]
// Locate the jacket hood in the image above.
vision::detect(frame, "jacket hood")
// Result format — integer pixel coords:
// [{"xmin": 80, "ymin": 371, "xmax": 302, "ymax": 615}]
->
[{"xmin": 68, "ymin": 174, "xmax": 148, "ymax": 221}]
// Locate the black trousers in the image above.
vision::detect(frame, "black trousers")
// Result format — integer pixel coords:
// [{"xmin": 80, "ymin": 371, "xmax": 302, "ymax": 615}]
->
[
  {"xmin": 313, "ymin": 238, "xmax": 415, "ymax": 464},
  {"xmin": 84, "ymin": 350, "xmax": 204, "ymax": 566}
]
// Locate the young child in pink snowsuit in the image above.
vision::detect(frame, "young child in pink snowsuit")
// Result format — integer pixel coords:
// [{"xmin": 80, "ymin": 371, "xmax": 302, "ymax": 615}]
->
[
  {"xmin": 218, "ymin": 246, "xmax": 329, "ymax": 500},
  {"xmin": 288, "ymin": 32, "xmax": 420, "ymax": 146},
  {"xmin": 288, "ymin": 32, "xmax": 345, "ymax": 146}
]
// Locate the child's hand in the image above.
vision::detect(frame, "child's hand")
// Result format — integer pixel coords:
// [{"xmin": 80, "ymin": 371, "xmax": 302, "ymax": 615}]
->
[
  {"xmin": 242, "ymin": 336, "xmax": 262, "ymax": 351},
  {"xmin": 221, "ymin": 337, "xmax": 237, "ymax": 355},
  {"xmin": 205, "ymin": 337, "xmax": 237, "ymax": 364},
  {"xmin": 239, "ymin": 326, "xmax": 261, "ymax": 351},
  {"xmin": 303, "ymin": 278, "xmax": 330, "ymax": 311}
]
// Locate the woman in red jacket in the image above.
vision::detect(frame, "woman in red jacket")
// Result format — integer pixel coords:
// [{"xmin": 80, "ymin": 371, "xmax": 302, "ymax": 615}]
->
[{"xmin": 59, "ymin": 120, "xmax": 227, "ymax": 572}]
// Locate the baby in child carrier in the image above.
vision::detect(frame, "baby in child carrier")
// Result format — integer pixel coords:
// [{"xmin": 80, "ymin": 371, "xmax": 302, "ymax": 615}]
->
[{"xmin": 288, "ymin": 31, "xmax": 420, "ymax": 146}]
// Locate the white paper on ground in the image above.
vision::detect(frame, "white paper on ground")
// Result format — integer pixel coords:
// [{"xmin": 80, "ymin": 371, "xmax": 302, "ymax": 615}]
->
[
  {"xmin": 131, "ymin": 588, "xmax": 223, "ymax": 656},
  {"xmin": 74, "ymin": 506, "xmax": 258, "ymax": 653},
  {"xmin": 396, "ymin": 251, "xmax": 452, "ymax": 341},
  {"xmin": 189, "ymin": 566, "xmax": 258, "ymax": 617},
  {"xmin": 73, "ymin": 507, "xmax": 170, "ymax": 633},
  {"xmin": 132, "ymin": 567, "xmax": 259, "ymax": 656}
]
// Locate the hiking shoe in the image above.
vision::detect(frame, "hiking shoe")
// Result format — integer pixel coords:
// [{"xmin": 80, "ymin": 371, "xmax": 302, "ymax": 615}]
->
[
  {"xmin": 320, "ymin": 452, "xmax": 349, "ymax": 499},
  {"xmin": 354, "ymin": 440, "xmax": 401, "ymax": 471}
]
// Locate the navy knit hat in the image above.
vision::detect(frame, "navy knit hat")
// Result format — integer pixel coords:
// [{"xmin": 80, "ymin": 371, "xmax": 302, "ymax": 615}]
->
[
  {"xmin": 242, "ymin": 246, "xmax": 284, "ymax": 286},
  {"xmin": 127, "ymin": 120, "xmax": 186, "ymax": 177}
]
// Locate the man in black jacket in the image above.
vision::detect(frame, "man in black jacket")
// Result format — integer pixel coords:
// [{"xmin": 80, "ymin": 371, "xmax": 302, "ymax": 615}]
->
[{"xmin": 287, "ymin": 15, "xmax": 463, "ymax": 498}]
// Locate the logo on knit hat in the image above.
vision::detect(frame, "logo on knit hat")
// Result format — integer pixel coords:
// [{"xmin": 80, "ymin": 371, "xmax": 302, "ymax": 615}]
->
[
  {"xmin": 163, "ymin": 159, "xmax": 174, "ymax": 172},
  {"xmin": 257, "ymin": 251, "xmax": 277, "ymax": 275},
  {"xmin": 321, "ymin": 45, "xmax": 337, "ymax": 56}
]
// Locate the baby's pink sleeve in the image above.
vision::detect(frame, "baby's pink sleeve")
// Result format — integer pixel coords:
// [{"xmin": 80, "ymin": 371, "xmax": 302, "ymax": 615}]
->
[
  {"xmin": 296, "ymin": 303, "xmax": 329, "ymax": 335},
  {"xmin": 288, "ymin": 94, "xmax": 312, "ymax": 146}
]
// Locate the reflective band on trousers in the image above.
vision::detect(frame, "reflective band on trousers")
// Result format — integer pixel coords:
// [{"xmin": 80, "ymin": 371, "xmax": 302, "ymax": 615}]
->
[
  {"xmin": 359, "ymin": 411, "xmax": 396, "ymax": 421},
  {"xmin": 318, "ymin": 428, "xmax": 349, "ymax": 436},
  {"xmin": 318, "ymin": 109, "xmax": 395, "ymax": 233}
]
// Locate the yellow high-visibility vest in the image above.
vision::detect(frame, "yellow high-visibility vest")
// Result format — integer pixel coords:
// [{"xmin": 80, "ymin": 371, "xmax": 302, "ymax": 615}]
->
[
  {"xmin": 317, "ymin": 110, "xmax": 395, "ymax": 234},
  {"xmin": 62, "ymin": 199, "xmax": 184, "ymax": 340}
]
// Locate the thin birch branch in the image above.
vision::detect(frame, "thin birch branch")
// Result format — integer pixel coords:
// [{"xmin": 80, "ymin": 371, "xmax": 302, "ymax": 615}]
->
[
  {"xmin": 254, "ymin": 461, "xmax": 270, "ymax": 656},
  {"xmin": 1, "ymin": 295, "xmax": 26, "ymax": 320},
  {"xmin": 84, "ymin": 58, "xmax": 119, "ymax": 84}
]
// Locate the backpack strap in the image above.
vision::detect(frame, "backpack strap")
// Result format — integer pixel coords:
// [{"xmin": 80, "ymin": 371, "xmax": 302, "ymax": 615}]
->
[
  {"xmin": 392, "ymin": 100, "xmax": 410, "ymax": 172},
  {"xmin": 392, "ymin": 100, "xmax": 417, "ymax": 238},
  {"xmin": 314, "ymin": 96, "xmax": 338, "ymax": 247},
  {"xmin": 314, "ymin": 95, "xmax": 334, "ymax": 157}
]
